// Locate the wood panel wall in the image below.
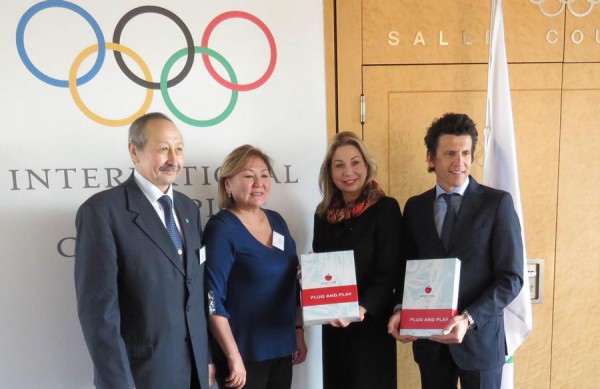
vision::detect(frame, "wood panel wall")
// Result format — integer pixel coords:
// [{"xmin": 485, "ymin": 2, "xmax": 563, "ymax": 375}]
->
[{"xmin": 323, "ymin": 0, "xmax": 600, "ymax": 387}]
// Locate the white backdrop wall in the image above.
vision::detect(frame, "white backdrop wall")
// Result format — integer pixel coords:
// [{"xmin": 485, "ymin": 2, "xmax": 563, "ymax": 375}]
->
[{"xmin": 0, "ymin": 1, "xmax": 326, "ymax": 388}]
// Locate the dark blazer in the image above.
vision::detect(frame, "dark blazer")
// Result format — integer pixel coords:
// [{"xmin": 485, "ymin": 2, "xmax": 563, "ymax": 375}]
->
[
  {"xmin": 74, "ymin": 174, "xmax": 210, "ymax": 389},
  {"xmin": 314, "ymin": 196, "xmax": 403, "ymax": 322},
  {"xmin": 399, "ymin": 177, "xmax": 523, "ymax": 371},
  {"xmin": 313, "ymin": 196, "xmax": 402, "ymax": 389}
]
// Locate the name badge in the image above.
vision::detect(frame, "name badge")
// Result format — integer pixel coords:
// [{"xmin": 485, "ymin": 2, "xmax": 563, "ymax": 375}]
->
[
  {"xmin": 199, "ymin": 246, "xmax": 206, "ymax": 265},
  {"xmin": 272, "ymin": 231, "xmax": 285, "ymax": 251}
]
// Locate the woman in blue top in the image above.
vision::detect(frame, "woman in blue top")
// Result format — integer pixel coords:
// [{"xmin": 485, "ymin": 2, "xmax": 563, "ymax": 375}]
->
[{"xmin": 204, "ymin": 145, "xmax": 307, "ymax": 389}]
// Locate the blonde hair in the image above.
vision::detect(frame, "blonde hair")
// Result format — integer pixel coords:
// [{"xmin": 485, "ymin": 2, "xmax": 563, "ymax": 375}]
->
[
  {"xmin": 316, "ymin": 131, "xmax": 378, "ymax": 217},
  {"xmin": 218, "ymin": 145, "xmax": 273, "ymax": 209}
]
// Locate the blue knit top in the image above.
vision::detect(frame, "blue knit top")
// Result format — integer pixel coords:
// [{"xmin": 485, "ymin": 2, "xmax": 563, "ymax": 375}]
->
[{"xmin": 203, "ymin": 209, "xmax": 299, "ymax": 362}]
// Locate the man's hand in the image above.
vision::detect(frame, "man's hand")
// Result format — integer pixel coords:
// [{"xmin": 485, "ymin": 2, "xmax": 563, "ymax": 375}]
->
[
  {"xmin": 208, "ymin": 364, "xmax": 216, "ymax": 387},
  {"xmin": 387, "ymin": 310, "xmax": 417, "ymax": 343},
  {"xmin": 429, "ymin": 313, "xmax": 469, "ymax": 344},
  {"xmin": 358, "ymin": 305, "xmax": 367, "ymax": 321}
]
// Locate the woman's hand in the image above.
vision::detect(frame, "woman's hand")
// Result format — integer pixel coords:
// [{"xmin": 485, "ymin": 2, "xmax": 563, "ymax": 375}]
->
[
  {"xmin": 225, "ymin": 353, "xmax": 246, "ymax": 388},
  {"xmin": 208, "ymin": 315, "xmax": 246, "ymax": 388},
  {"xmin": 328, "ymin": 305, "xmax": 366, "ymax": 327},
  {"xmin": 293, "ymin": 328, "xmax": 308, "ymax": 364},
  {"xmin": 328, "ymin": 318, "xmax": 351, "ymax": 327}
]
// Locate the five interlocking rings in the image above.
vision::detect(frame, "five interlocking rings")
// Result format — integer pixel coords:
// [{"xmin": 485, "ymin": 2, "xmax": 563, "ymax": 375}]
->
[
  {"xmin": 530, "ymin": 0, "xmax": 600, "ymax": 18},
  {"xmin": 16, "ymin": 1, "xmax": 277, "ymax": 127}
]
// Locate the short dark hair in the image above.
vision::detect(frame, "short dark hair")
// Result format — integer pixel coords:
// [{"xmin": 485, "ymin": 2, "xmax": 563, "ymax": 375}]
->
[
  {"xmin": 128, "ymin": 112, "xmax": 173, "ymax": 149},
  {"xmin": 424, "ymin": 113, "xmax": 478, "ymax": 172}
]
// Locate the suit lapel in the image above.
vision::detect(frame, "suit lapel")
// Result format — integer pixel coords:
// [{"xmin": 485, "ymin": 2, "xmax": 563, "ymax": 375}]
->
[
  {"xmin": 450, "ymin": 177, "xmax": 484, "ymax": 252},
  {"xmin": 125, "ymin": 176, "xmax": 185, "ymax": 276}
]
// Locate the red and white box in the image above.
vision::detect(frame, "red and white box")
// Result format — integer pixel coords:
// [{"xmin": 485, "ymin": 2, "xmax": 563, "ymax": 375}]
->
[
  {"xmin": 300, "ymin": 250, "xmax": 360, "ymax": 326},
  {"xmin": 399, "ymin": 258, "xmax": 461, "ymax": 337}
]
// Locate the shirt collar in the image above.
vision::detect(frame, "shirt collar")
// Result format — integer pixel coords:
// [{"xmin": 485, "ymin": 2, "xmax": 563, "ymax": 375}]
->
[
  {"xmin": 436, "ymin": 176, "xmax": 470, "ymax": 198},
  {"xmin": 133, "ymin": 169, "xmax": 174, "ymax": 204}
]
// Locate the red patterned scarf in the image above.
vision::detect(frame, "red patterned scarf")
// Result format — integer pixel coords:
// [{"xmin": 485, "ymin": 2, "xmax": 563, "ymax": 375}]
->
[{"xmin": 326, "ymin": 180, "xmax": 385, "ymax": 224}]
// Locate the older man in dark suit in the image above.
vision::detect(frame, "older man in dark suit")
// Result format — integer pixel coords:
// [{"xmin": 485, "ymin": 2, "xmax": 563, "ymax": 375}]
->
[
  {"xmin": 388, "ymin": 113, "xmax": 524, "ymax": 389},
  {"xmin": 74, "ymin": 112, "xmax": 213, "ymax": 388}
]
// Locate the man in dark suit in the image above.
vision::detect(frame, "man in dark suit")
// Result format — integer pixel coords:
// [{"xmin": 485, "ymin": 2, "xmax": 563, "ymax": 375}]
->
[
  {"xmin": 75, "ymin": 112, "xmax": 213, "ymax": 388},
  {"xmin": 388, "ymin": 113, "xmax": 524, "ymax": 389}
]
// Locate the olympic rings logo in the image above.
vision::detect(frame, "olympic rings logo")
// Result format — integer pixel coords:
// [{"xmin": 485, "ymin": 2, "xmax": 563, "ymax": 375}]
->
[
  {"xmin": 530, "ymin": 0, "xmax": 600, "ymax": 18},
  {"xmin": 16, "ymin": 1, "xmax": 277, "ymax": 127}
]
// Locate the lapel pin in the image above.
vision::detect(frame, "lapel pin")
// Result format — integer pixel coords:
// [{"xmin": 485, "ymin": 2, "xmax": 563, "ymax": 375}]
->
[{"xmin": 185, "ymin": 218, "xmax": 189, "ymax": 223}]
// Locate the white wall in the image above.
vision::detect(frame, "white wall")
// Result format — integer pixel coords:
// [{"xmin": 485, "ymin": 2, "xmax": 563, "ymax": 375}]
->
[{"xmin": 0, "ymin": 1, "xmax": 326, "ymax": 387}]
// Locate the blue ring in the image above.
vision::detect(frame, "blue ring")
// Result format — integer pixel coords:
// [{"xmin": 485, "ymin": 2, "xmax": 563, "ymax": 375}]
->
[{"xmin": 16, "ymin": 0, "xmax": 105, "ymax": 87}]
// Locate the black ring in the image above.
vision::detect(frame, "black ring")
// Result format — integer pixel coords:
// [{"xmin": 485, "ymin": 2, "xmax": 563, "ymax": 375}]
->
[{"xmin": 112, "ymin": 6, "xmax": 194, "ymax": 89}]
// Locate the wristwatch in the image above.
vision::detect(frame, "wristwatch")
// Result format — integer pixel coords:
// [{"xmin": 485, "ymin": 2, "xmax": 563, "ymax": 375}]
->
[{"xmin": 462, "ymin": 310, "xmax": 476, "ymax": 329}]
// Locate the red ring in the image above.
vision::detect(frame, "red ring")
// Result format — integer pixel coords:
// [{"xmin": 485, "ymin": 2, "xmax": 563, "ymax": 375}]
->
[{"xmin": 201, "ymin": 11, "xmax": 276, "ymax": 92}]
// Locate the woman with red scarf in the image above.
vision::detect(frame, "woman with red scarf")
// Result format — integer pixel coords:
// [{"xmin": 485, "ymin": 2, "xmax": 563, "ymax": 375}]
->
[{"xmin": 313, "ymin": 131, "xmax": 403, "ymax": 389}]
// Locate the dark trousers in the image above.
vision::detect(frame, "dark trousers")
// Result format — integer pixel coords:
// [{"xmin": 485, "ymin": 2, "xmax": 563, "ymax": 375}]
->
[
  {"xmin": 215, "ymin": 355, "xmax": 292, "ymax": 389},
  {"xmin": 417, "ymin": 344, "xmax": 503, "ymax": 389},
  {"xmin": 323, "ymin": 316, "xmax": 397, "ymax": 389}
]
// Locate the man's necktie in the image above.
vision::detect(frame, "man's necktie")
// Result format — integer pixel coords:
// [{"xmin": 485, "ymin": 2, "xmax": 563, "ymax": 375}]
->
[
  {"xmin": 158, "ymin": 195, "xmax": 183, "ymax": 256},
  {"xmin": 440, "ymin": 193, "xmax": 457, "ymax": 252}
]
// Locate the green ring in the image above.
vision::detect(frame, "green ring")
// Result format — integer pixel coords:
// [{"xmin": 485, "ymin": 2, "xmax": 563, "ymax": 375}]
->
[{"xmin": 161, "ymin": 46, "xmax": 238, "ymax": 127}]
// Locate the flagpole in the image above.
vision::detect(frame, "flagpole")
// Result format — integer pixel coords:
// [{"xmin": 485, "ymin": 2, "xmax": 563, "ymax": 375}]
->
[{"xmin": 485, "ymin": 0, "xmax": 496, "ymax": 149}]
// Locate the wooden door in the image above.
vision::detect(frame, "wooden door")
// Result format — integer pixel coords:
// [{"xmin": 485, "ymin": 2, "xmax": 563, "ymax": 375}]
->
[
  {"xmin": 553, "ymin": 63, "xmax": 600, "ymax": 387},
  {"xmin": 362, "ymin": 62, "xmax": 561, "ymax": 389},
  {"xmin": 331, "ymin": 0, "xmax": 600, "ymax": 387}
]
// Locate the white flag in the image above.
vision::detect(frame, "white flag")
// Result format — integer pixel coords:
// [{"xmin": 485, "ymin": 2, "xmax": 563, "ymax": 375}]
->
[{"xmin": 483, "ymin": 0, "xmax": 533, "ymax": 386}]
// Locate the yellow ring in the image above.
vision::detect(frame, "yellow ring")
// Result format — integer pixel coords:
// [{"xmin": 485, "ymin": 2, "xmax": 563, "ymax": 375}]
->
[{"xmin": 69, "ymin": 42, "xmax": 153, "ymax": 127}]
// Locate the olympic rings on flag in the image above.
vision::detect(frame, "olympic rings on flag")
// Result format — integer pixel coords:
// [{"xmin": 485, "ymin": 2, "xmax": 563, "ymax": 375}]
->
[{"xmin": 15, "ymin": 2, "xmax": 277, "ymax": 127}]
